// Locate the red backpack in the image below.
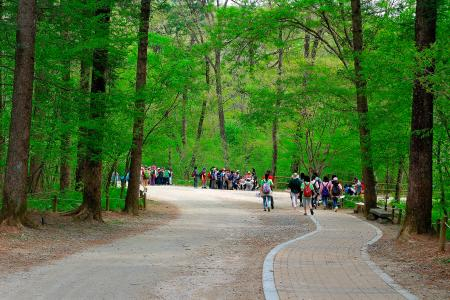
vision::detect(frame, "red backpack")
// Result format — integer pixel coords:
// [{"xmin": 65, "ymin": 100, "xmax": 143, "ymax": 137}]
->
[{"xmin": 303, "ymin": 182, "xmax": 312, "ymax": 197}]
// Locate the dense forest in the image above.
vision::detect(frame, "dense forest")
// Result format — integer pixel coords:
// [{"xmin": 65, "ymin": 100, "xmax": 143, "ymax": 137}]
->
[{"xmin": 0, "ymin": 1, "xmax": 448, "ymax": 236}]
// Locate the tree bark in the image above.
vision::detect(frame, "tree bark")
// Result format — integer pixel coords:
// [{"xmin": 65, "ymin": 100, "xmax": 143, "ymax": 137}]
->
[
  {"xmin": 75, "ymin": 59, "xmax": 90, "ymax": 191},
  {"xmin": 2, "ymin": 0, "xmax": 37, "ymax": 226},
  {"xmin": 272, "ymin": 28, "xmax": 283, "ymax": 179},
  {"xmin": 351, "ymin": 0, "xmax": 377, "ymax": 215},
  {"xmin": 401, "ymin": 0, "xmax": 437, "ymax": 235},
  {"xmin": 190, "ymin": 57, "xmax": 210, "ymax": 168},
  {"xmin": 214, "ymin": 49, "xmax": 229, "ymax": 167},
  {"xmin": 124, "ymin": 0, "xmax": 151, "ymax": 215},
  {"xmin": 78, "ymin": 4, "xmax": 111, "ymax": 221}
]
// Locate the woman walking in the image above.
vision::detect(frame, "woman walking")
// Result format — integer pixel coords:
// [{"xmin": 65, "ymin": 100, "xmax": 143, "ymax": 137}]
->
[
  {"xmin": 301, "ymin": 175, "xmax": 314, "ymax": 215},
  {"xmin": 260, "ymin": 173, "xmax": 273, "ymax": 212}
]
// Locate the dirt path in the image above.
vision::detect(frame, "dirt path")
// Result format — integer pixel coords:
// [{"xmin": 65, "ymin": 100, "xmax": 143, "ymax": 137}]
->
[{"xmin": 0, "ymin": 186, "xmax": 312, "ymax": 299}]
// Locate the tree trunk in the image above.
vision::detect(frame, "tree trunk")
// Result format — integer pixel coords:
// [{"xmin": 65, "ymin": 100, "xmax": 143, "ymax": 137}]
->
[
  {"xmin": 78, "ymin": 4, "xmax": 111, "ymax": 221},
  {"xmin": 401, "ymin": 0, "xmax": 437, "ymax": 236},
  {"xmin": 1, "ymin": 0, "xmax": 37, "ymax": 226},
  {"xmin": 351, "ymin": 0, "xmax": 377, "ymax": 215},
  {"xmin": 394, "ymin": 157, "xmax": 404, "ymax": 201},
  {"xmin": 190, "ymin": 57, "xmax": 210, "ymax": 168},
  {"xmin": 75, "ymin": 59, "xmax": 90, "ymax": 191},
  {"xmin": 124, "ymin": 0, "xmax": 151, "ymax": 215},
  {"xmin": 272, "ymin": 28, "xmax": 283, "ymax": 179},
  {"xmin": 214, "ymin": 49, "xmax": 229, "ymax": 167},
  {"xmin": 0, "ymin": 1, "xmax": 4, "ymax": 192}
]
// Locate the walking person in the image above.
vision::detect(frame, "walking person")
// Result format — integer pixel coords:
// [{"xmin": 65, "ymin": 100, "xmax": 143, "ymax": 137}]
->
[
  {"xmin": 288, "ymin": 173, "xmax": 301, "ymax": 209},
  {"xmin": 260, "ymin": 173, "xmax": 273, "ymax": 212},
  {"xmin": 192, "ymin": 166, "xmax": 199, "ymax": 188},
  {"xmin": 301, "ymin": 175, "xmax": 314, "ymax": 216},
  {"xmin": 320, "ymin": 176, "xmax": 331, "ymax": 209},
  {"xmin": 201, "ymin": 167, "xmax": 207, "ymax": 189},
  {"xmin": 330, "ymin": 176, "xmax": 343, "ymax": 212}
]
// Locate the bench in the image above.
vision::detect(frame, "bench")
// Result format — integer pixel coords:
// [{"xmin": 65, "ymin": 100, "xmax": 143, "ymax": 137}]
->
[{"xmin": 369, "ymin": 207, "xmax": 403, "ymax": 224}]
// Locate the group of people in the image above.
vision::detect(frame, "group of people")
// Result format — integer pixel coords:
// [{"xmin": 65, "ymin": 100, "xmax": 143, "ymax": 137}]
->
[
  {"xmin": 287, "ymin": 173, "xmax": 364, "ymax": 216},
  {"xmin": 192, "ymin": 167, "xmax": 259, "ymax": 191},
  {"xmin": 141, "ymin": 166, "xmax": 173, "ymax": 186}
]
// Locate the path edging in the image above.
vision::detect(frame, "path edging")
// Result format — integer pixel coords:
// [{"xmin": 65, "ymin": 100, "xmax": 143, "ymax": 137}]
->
[
  {"xmin": 359, "ymin": 218, "xmax": 418, "ymax": 300},
  {"xmin": 262, "ymin": 215, "xmax": 320, "ymax": 300}
]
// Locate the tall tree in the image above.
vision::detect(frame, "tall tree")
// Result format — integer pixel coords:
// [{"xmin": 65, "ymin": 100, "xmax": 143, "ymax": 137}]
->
[
  {"xmin": 124, "ymin": 0, "xmax": 151, "ymax": 215},
  {"xmin": 401, "ymin": 0, "xmax": 437, "ymax": 235},
  {"xmin": 350, "ymin": 0, "xmax": 377, "ymax": 214},
  {"xmin": 1, "ymin": 0, "xmax": 37, "ymax": 226},
  {"xmin": 74, "ymin": 3, "xmax": 111, "ymax": 221},
  {"xmin": 272, "ymin": 27, "xmax": 283, "ymax": 179}
]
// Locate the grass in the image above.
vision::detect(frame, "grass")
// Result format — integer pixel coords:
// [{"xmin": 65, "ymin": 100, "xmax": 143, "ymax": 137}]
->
[{"xmin": 24, "ymin": 187, "xmax": 126, "ymax": 213}]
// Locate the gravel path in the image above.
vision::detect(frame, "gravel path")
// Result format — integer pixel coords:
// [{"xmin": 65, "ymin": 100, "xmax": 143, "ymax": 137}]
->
[{"xmin": 0, "ymin": 186, "xmax": 312, "ymax": 300}]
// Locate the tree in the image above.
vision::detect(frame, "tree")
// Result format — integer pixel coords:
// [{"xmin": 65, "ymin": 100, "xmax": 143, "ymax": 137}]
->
[
  {"xmin": 124, "ymin": 0, "xmax": 151, "ymax": 215},
  {"xmin": 350, "ymin": 0, "xmax": 377, "ymax": 214},
  {"xmin": 401, "ymin": 0, "xmax": 438, "ymax": 235},
  {"xmin": 74, "ymin": 3, "xmax": 112, "ymax": 221},
  {"xmin": 1, "ymin": 0, "xmax": 37, "ymax": 226}
]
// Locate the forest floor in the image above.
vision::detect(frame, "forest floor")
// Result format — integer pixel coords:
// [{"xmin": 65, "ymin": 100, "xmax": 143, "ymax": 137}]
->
[
  {"xmin": 0, "ymin": 186, "xmax": 312, "ymax": 299},
  {"xmin": 0, "ymin": 200, "xmax": 179, "ymax": 277},
  {"xmin": 359, "ymin": 211, "xmax": 450, "ymax": 299}
]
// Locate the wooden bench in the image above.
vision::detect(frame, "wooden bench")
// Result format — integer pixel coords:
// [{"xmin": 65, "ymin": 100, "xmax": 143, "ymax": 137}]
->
[{"xmin": 369, "ymin": 207, "xmax": 403, "ymax": 224}]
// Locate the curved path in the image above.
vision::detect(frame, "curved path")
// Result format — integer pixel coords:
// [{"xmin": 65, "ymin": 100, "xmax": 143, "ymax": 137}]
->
[
  {"xmin": 0, "ymin": 186, "xmax": 311, "ymax": 299},
  {"xmin": 267, "ymin": 210, "xmax": 416, "ymax": 300}
]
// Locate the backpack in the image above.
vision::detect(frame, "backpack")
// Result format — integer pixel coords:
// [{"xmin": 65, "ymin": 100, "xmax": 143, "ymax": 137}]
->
[
  {"xmin": 303, "ymin": 183, "xmax": 312, "ymax": 197},
  {"xmin": 331, "ymin": 181, "xmax": 341, "ymax": 196},
  {"xmin": 321, "ymin": 183, "xmax": 330, "ymax": 197},
  {"xmin": 262, "ymin": 180, "xmax": 271, "ymax": 194}
]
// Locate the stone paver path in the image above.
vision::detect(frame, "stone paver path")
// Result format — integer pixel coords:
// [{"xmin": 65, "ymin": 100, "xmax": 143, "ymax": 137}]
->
[{"xmin": 271, "ymin": 210, "xmax": 415, "ymax": 300}]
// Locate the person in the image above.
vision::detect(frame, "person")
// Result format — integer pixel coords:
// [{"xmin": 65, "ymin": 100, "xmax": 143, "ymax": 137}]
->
[
  {"xmin": 111, "ymin": 171, "xmax": 120, "ymax": 187},
  {"xmin": 150, "ymin": 166, "xmax": 156, "ymax": 185},
  {"xmin": 260, "ymin": 173, "xmax": 274, "ymax": 211},
  {"xmin": 311, "ymin": 173, "xmax": 321, "ymax": 208},
  {"xmin": 168, "ymin": 168, "xmax": 173, "ymax": 185},
  {"xmin": 211, "ymin": 168, "xmax": 218, "ymax": 189},
  {"xmin": 301, "ymin": 175, "xmax": 314, "ymax": 216},
  {"xmin": 201, "ymin": 167, "xmax": 207, "ymax": 189},
  {"xmin": 251, "ymin": 168, "xmax": 258, "ymax": 191},
  {"xmin": 299, "ymin": 172, "xmax": 305, "ymax": 207},
  {"xmin": 266, "ymin": 170, "xmax": 275, "ymax": 209},
  {"xmin": 192, "ymin": 167, "xmax": 199, "ymax": 188},
  {"xmin": 353, "ymin": 177, "xmax": 362, "ymax": 195},
  {"xmin": 288, "ymin": 173, "xmax": 301, "ymax": 209},
  {"xmin": 233, "ymin": 171, "xmax": 240, "ymax": 190},
  {"xmin": 320, "ymin": 176, "xmax": 331, "ymax": 209},
  {"xmin": 244, "ymin": 171, "xmax": 253, "ymax": 191},
  {"xmin": 330, "ymin": 176, "xmax": 343, "ymax": 212}
]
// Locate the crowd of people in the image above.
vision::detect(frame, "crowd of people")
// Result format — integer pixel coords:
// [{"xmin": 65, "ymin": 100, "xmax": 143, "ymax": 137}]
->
[
  {"xmin": 191, "ymin": 167, "xmax": 261, "ymax": 191},
  {"xmin": 287, "ymin": 173, "xmax": 364, "ymax": 215},
  {"xmin": 110, "ymin": 166, "xmax": 174, "ymax": 188},
  {"xmin": 190, "ymin": 167, "xmax": 364, "ymax": 215}
]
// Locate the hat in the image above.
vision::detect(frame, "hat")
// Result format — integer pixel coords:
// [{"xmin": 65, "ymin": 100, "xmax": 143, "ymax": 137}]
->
[{"xmin": 292, "ymin": 173, "xmax": 299, "ymax": 178}]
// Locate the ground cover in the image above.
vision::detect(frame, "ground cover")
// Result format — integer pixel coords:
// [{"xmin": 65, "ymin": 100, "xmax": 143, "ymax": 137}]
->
[{"xmin": 0, "ymin": 200, "xmax": 179, "ymax": 277}]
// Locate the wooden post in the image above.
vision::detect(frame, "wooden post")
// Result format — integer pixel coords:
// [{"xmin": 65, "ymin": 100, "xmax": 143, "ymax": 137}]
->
[
  {"xmin": 439, "ymin": 215, "xmax": 447, "ymax": 252},
  {"xmin": 52, "ymin": 195, "xmax": 58, "ymax": 212}
]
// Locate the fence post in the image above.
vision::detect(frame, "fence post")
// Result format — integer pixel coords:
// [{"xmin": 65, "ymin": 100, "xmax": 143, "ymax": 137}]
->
[
  {"xmin": 52, "ymin": 195, "xmax": 58, "ymax": 212},
  {"xmin": 439, "ymin": 215, "xmax": 448, "ymax": 252}
]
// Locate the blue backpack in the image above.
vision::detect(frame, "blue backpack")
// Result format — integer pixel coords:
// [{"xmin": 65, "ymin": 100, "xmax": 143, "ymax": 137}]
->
[{"xmin": 322, "ymin": 183, "xmax": 330, "ymax": 197}]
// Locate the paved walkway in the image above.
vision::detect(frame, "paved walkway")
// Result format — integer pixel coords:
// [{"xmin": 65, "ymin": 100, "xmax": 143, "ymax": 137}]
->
[{"xmin": 269, "ymin": 210, "xmax": 416, "ymax": 300}]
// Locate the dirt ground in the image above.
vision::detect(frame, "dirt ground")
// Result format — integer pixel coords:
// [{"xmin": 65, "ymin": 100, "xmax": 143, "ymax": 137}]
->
[
  {"xmin": 0, "ymin": 187, "xmax": 313, "ymax": 300},
  {"xmin": 0, "ymin": 200, "xmax": 179, "ymax": 277},
  {"xmin": 352, "ymin": 211, "xmax": 450, "ymax": 300}
]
